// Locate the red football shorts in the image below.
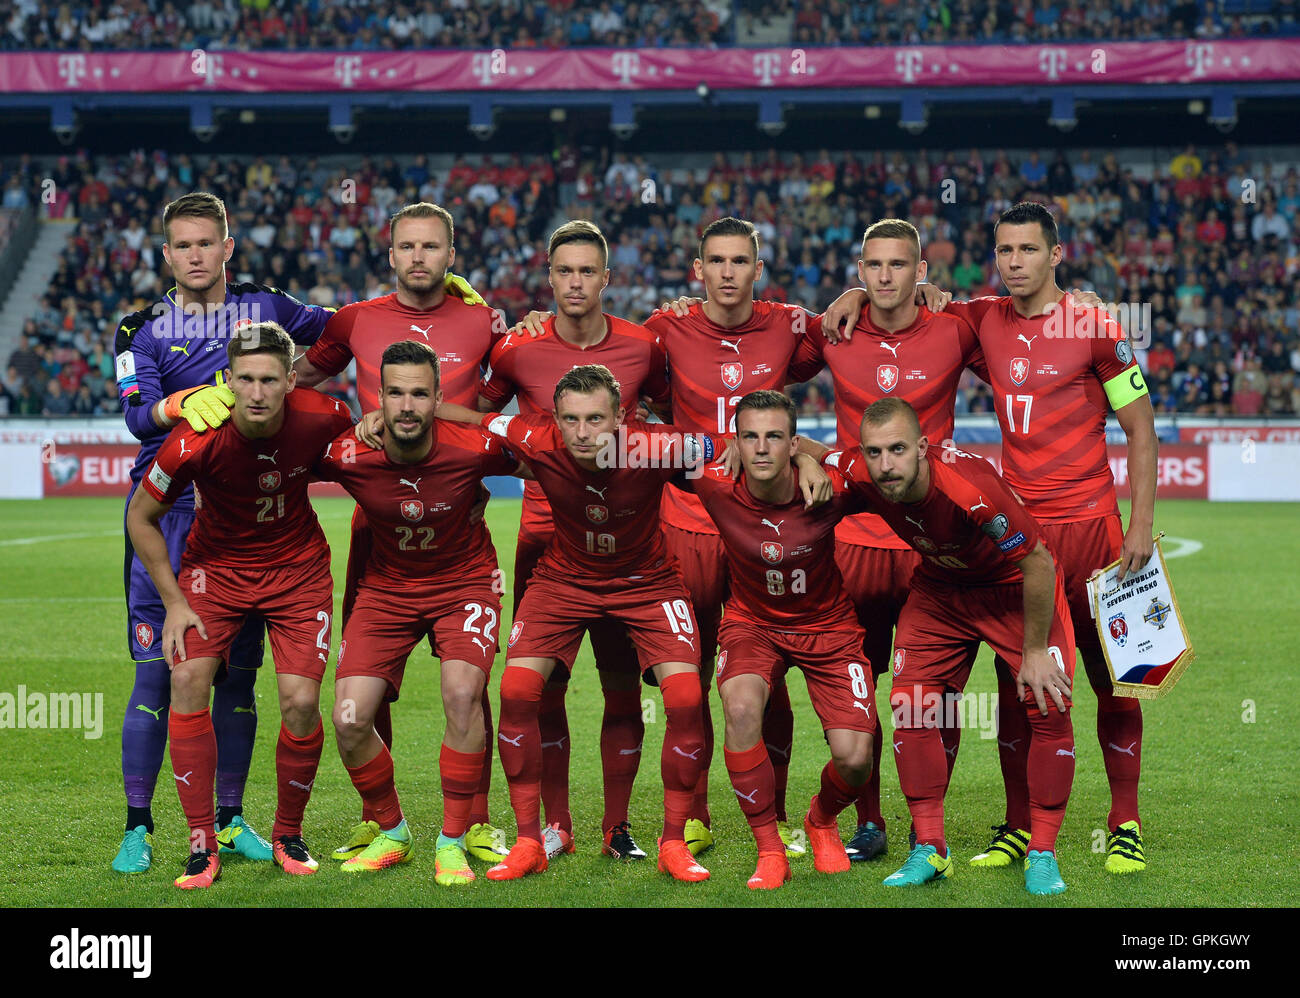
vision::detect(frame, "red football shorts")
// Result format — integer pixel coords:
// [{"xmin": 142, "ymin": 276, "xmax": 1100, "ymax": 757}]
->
[
  {"xmin": 835, "ymin": 540, "xmax": 922, "ymax": 678},
  {"xmin": 341, "ymin": 505, "xmax": 372, "ymax": 625},
  {"xmin": 1038, "ymin": 515, "xmax": 1124, "ymax": 667},
  {"xmin": 337, "ymin": 581, "xmax": 500, "ymax": 702},
  {"xmin": 176, "ymin": 556, "xmax": 334, "ymax": 682},
  {"xmin": 716, "ymin": 616, "xmax": 876, "ymax": 733},
  {"xmin": 506, "ymin": 564, "xmax": 700, "ymax": 674},
  {"xmin": 891, "ymin": 571, "xmax": 1077, "ymax": 711},
  {"xmin": 662, "ymin": 523, "xmax": 727, "ymax": 670},
  {"xmin": 513, "ymin": 521, "xmax": 639, "ymax": 678}
]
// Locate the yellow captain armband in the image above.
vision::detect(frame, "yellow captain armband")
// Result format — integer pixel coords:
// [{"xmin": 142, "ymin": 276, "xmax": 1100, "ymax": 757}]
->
[{"xmin": 1103, "ymin": 366, "xmax": 1149, "ymax": 410}]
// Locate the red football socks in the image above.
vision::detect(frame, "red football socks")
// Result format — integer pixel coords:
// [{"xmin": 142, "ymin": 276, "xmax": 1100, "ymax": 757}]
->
[
  {"xmin": 763, "ymin": 679, "xmax": 794, "ymax": 822},
  {"xmin": 498, "ymin": 666, "xmax": 547, "ymax": 844},
  {"xmin": 724, "ymin": 740, "xmax": 784, "ymax": 854},
  {"xmin": 345, "ymin": 743, "xmax": 403, "ymax": 831},
  {"xmin": 469, "ymin": 690, "xmax": 494, "ymax": 827},
  {"xmin": 599, "ymin": 689, "xmax": 643, "ymax": 832},
  {"xmin": 659, "ymin": 673, "xmax": 705, "ymax": 841},
  {"xmin": 440, "ymin": 744, "xmax": 485, "ymax": 839},
  {"xmin": 169, "ymin": 707, "xmax": 217, "ymax": 851},
  {"xmin": 274, "ymin": 719, "xmax": 323, "ymax": 840},
  {"xmin": 1027, "ymin": 707, "xmax": 1076, "ymax": 853},
  {"xmin": 537, "ymin": 684, "xmax": 572, "ymax": 835}
]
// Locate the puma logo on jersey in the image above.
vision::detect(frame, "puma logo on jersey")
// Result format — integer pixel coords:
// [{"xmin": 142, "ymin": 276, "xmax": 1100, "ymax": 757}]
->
[
  {"xmin": 178, "ymin": 438, "xmax": 191, "ymax": 457},
  {"xmin": 586, "ymin": 485, "xmax": 609, "ymax": 500},
  {"xmin": 541, "ymin": 736, "xmax": 568, "ymax": 750},
  {"xmin": 523, "ymin": 430, "xmax": 534, "ymax": 447},
  {"xmin": 399, "ymin": 477, "xmax": 422, "ymax": 492},
  {"xmin": 498, "ymin": 732, "xmax": 524, "ymax": 747},
  {"xmin": 893, "ymin": 740, "xmax": 903, "ymax": 754},
  {"xmin": 672, "ymin": 745, "xmax": 701, "ymax": 760},
  {"xmin": 766, "ymin": 742, "xmax": 791, "ymax": 760},
  {"xmin": 323, "ymin": 443, "xmax": 333, "ymax": 459},
  {"xmin": 410, "ymin": 324, "xmax": 433, "ymax": 339},
  {"xmin": 257, "ymin": 450, "xmax": 278, "ymax": 464},
  {"xmin": 997, "ymin": 738, "xmax": 1021, "ymax": 752},
  {"xmin": 1108, "ymin": 741, "xmax": 1137, "ymax": 757},
  {"xmin": 471, "ymin": 637, "xmax": 490, "ymax": 652},
  {"xmin": 1056, "ymin": 747, "xmax": 1076, "ymax": 758},
  {"xmin": 905, "ymin": 515, "xmax": 924, "ymax": 532},
  {"xmin": 170, "ymin": 343, "xmax": 191, "ymax": 355},
  {"xmin": 174, "ymin": 771, "xmax": 193, "ymax": 786},
  {"xmin": 761, "ymin": 518, "xmax": 784, "ymax": 535},
  {"xmin": 1018, "ymin": 333, "xmax": 1037, "ymax": 350},
  {"xmin": 720, "ymin": 338, "xmax": 742, "ymax": 354},
  {"xmin": 879, "ymin": 341, "xmax": 901, "ymax": 358},
  {"xmin": 969, "ymin": 497, "xmax": 989, "ymax": 513},
  {"xmin": 852, "ymin": 701, "xmax": 871, "ymax": 717},
  {"xmin": 619, "ymin": 742, "xmax": 643, "ymax": 756},
  {"xmin": 733, "ymin": 786, "xmax": 761, "ymax": 804},
  {"xmin": 289, "ymin": 779, "xmax": 315, "ymax": 792},
  {"xmin": 676, "ymin": 634, "xmax": 696, "ymax": 651}
]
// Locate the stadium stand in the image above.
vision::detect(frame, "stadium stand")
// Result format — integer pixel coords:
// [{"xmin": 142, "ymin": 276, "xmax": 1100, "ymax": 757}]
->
[{"xmin": 1, "ymin": 140, "xmax": 1298, "ymax": 419}]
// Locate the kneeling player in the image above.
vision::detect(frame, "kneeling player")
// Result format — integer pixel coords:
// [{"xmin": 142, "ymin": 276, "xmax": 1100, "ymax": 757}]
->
[
  {"xmin": 824, "ymin": 398, "xmax": 1077, "ymax": 895},
  {"xmin": 688, "ymin": 391, "xmax": 874, "ymax": 889},
  {"xmin": 125, "ymin": 323, "xmax": 354, "ymax": 888},
  {"xmin": 463, "ymin": 365, "xmax": 728, "ymax": 882},
  {"xmin": 315, "ymin": 341, "xmax": 526, "ymax": 884}
]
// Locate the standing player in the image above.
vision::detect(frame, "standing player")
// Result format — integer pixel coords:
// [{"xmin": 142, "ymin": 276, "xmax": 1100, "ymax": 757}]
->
[
  {"xmin": 467, "ymin": 365, "xmax": 723, "ymax": 882},
  {"xmin": 112, "ymin": 192, "xmax": 333, "ymax": 873},
  {"xmin": 125, "ymin": 323, "xmax": 354, "ymax": 888},
  {"xmin": 941, "ymin": 204, "xmax": 1157, "ymax": 875},
  {"xmin": 789, "ymin": 219, "xmax": 983, "ymax": 861},
  {"xmin": 317, "ymin": 341, "xmax": 527, "ymax": 885},
  {"xmin": 687, "ymin": 391, "xmax": 875, "ymax": 889},
  {"xmin": 827, "ymin": 398, "xmax": 1077, "ymax": 895},
  {"xmin": 294, "ymin": 202, "xmax": 511, "ymax": 864},
  {"xmin": 476, "ymin": 220, "xmax": 673, "ymax": 862}
]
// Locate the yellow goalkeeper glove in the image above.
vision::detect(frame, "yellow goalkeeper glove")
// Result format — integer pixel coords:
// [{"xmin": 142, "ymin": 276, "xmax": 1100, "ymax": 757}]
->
[
  {"xmin": 162, "ymin": 373, "xmax": 236, "ymax": 432},
  {"xmin": 444, "ymin": 272, "xmax": 486, "ymax": 306}
]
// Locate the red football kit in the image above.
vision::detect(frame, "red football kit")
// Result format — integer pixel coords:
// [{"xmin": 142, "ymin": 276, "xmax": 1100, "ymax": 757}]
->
[
  {"xmin": 828, "ymin": 444, "xmax": 1077, "ymax": 855},
  {"xmin": 315, "ymin": 420, "xmax": 516, "ymax": 698},
  {"xmin": 142, "ymin": 388, "xmax": 353, "ymax": 678},
  {"xmin": 949, "ymin": 292, "xmax": 1151, "ymax": 833},
  {"xmin": 483, "ymin": 411, "xmax": 721, "ymax": 854}
]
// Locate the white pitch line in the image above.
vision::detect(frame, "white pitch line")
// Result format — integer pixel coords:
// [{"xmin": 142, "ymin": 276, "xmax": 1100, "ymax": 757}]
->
[
  {"xmin": 0, "ymin": 596, "xmax": 120, "ymax": 604},
  {"xmin": 1161, "ymin": 536, "xmax": 1203, "ymax": 559},
  {"xmin": 0, "ymin": 530, "xmax": 119, "ymax": 547}
]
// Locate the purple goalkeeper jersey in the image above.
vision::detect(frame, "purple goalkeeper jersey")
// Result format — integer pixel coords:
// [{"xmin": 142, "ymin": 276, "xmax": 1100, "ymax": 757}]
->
[{"xmin": 113, "ymin": 282, "xmax": 333, "ymax": 511}]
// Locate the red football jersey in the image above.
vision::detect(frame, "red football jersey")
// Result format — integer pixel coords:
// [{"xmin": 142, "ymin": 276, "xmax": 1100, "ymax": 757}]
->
[
  {"xmin": 306, "ymin": 293, "xmax": 506, "ymax": 410},
  {"xmin": 798, "ymin": 305, "xmax": 982, "ymax": 549},
  {"xmin": 828, "ymin": 444, "xmax": 1043, "ymax": 587},
  {"xmin": 479, "ymin": 314, "xmax": 672, "ymax": 534},
  {"xmin": 948, "ymin": 294, "xmax": 1144, "ymax": 522},
  {"xmin": 313, "ymin": 419, "xmax": 516, "ymax": 586},
  {"xmin": 690, "ymin": 464, "xmax": 865, "ymax": 632},
  {"xmin": 644, "ymin": 300, "xmax": 816, "ymax": 534},
  {"xmin": 142, "ymin": 390, "xmax": 354, "ymax": 569},
  {"xmin": 483, "ymin": 412, "xmax": 720, "ymax": 584}
]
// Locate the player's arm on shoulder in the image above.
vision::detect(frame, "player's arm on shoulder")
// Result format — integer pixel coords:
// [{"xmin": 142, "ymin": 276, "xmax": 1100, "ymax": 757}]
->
[
  {"xmin": 915, "ymin": 282, "xmax": 952, "ymax": 312},
  {"xmin": 510, "ymin": 310, "xmax": 553, "ymax": 337},
  {"xmin": 786, "ymin": 309, "xmax": 827, "ymax": 383},
  {"xmin": 820, "ymin": 287, "xmax": 868, "ymax": 343},
  {"xmin": 299, "ymin": 307, "xmax": 355, "ymax": 387},
  {"xmin": 270, "ymin": 284, "xmax": 334, "ymax": 347},
  {"xmin": 1015, "ymin": 540, "xmax": 1071, "ymax": 715}
]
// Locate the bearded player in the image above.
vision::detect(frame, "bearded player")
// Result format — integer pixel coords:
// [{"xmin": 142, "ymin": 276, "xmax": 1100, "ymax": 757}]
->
[
  {"xmin": 940, "ymin": 203, "xmax": 1157, "ymax": 875},
  {"xmin": 294, "ymin": 202, "xmax": 511, "ymax": 865},
  {"xmin": 825, "ymin": 398, "xmax": 1077, "ymax": 895},
  {"xmin": 112, "ymin": 192, "xmax": 334, "ymax": 874},
  {"xmin": 316, "ymin": 341, "xmax": 528, "ymax": 885},
  {"xmin": 685, "ymin": 391, "xmax": 875, "ymax": 889},
  {"xmin": 476, "ymin": 220, "xmax": 673, "ymax": 862},
  {"xmin": 125, "ymin": 323, "xmax": 354, "ymax": 888}
]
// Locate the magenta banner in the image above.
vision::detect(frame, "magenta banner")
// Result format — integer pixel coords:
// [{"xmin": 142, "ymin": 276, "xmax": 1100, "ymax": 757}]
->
[{"xmin": 3, "ymin": 39, "xmax": 1299, "ymax": 94}]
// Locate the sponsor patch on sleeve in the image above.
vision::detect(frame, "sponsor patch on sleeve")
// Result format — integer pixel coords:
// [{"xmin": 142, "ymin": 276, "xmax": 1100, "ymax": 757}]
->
[
  {"xmin": 683, "ymin": 433, "xmax": 715, "ymax": 467},
  {"xmin": 486, "ymin": 415, "xmax": 514, "ymax": 439},
  {"xmin": 147, "ymin": 462, "xmax": 172, "ymax": 495},
  {"xmin": 115, "ymin": 351, "xmax": 139, "ymax": 398},
  {"xmin": 997, "ymin": 530, "xmax": 1027, "ymax": 552}
]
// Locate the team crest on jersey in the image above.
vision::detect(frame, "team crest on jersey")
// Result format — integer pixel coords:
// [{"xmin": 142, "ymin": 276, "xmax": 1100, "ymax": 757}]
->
[
  {"xmin": 914, "ymin": 536, "xmax": 936, "ymax": 552},
  {"xmin": 876, "ymin": 364, "xmax": 899, "ymax": 393},
  {"xmin": 716, "ymin": 650, "xmax": 727, "ymax": 678},
  {"xmin": 760, "ymin": 541, "xmax": 783, "ymax": 564},
  {"xmin": 134, "ymin": 622, "xmax": 154, "ymax": 649},
  {"xmin": 401, "ymin": 500, "xmax": 424, "ymax": 522},
  {"xmin": 586, "ymin": 504, "xmax": 609, "ymax": 524},
  {"xmin": 508, "ymin": 621, "xmax": 524, "ymax": 647},
  {"xmin": 1108, "ymin": 613, "xmax": 1129, "ymax": 647},
  {"xmin": 1010, "ymin": 357, "xmax": 1030, "ymax": 386},
  {"xmin": 721, "ymin": 362, "xmax": 743, "ymax": 391},
  {"xmin": 1143, "ymin": 597, "xmax": 1172, "ymax": 630},
  {"xmin": 258, "ymin": 471, "xmax": 281, "ymax": 492},
  {"xmin": 892, "ymin": 648, "xmax": 906, "ymax": 677}
]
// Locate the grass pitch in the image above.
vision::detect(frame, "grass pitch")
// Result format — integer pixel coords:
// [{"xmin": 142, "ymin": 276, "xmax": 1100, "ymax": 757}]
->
[{"xmin": 0, "ymin": 496, "xmax": 1295, "ymax": 907}]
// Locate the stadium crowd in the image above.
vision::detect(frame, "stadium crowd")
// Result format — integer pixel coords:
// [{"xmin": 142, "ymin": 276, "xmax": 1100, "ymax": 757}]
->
[
  {"xmin": 0, "ymin": 0, "xmax": 1294, "ymax": 51},
  {"xmin": 2, "ymin": 139, "xmax": 1299, "ymax": 419}
]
